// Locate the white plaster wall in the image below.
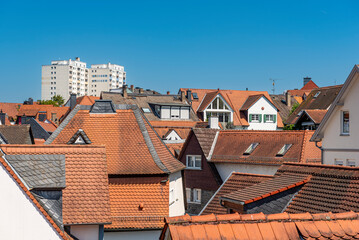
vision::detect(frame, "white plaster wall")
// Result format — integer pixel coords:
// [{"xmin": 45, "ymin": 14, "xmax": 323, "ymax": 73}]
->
[
  {"xmin": 247, "ymin": 97, "xmax": 278, "ymax": 130},
  {"xmin": 215, "ymin": 163, "xmax": 279, "ymax": 180},
  {"xmin": 71, "ymin": 225, "xmax": 99, "ymax": 240},
  {"xmin": 0, "ymin": 163, "xmax": 62, "ymax": 240},
  {"xmin": 169, "ymin": 171, "xmax": 185, "ymax": 217},
  {"xmin": 323, "ymin": 151, "xmax": 359, "ymax": 166},
  {"xmin": 104, "ymin": 230, "xmax": 162, "ymax": 240},
  {"xmin": 321, "ymin": 74, "xmax": 359, "ymax": 165}
]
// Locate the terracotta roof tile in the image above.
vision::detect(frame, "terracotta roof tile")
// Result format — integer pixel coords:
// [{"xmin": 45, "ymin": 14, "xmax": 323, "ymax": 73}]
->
[
  {"xmin": 210, "ymin": 130, "xmax": 321, "ymax": 165},
  {"xmin": 0, "ymin": 151, "xmax": 69, "ymax": 239},
  {"xmin": 46, "ymin": 106, "xmax": 184, "ymax": 175},
  {"xmin": 36, "ymin": 119, "xmax": 57, "ymax": 132},
  {"xmin": 106, "ymin": 176, "xmax": 169, "ymax": 230},
  {"xmin": 301, "ymin": 80, "xmax": 319, "ymax": 90},
  {"xmin": 1, "ymin": 145, "xmax": 111, "ymax": 225},
  {"xmin": 201, "ymin": 172, "xmax": 273, "ymax": 215},
  {"xmin": 303, "ymin": 109, "xmax": 327, "ymax": 124},
  {"xmin": 17, "ymin": 105, "xmax": 70, "ymax": 123},
  {"xmin": 0, "ymin": 102, "xmax": 22, "ymax": 118},
  {"xmin": 76, "ymin": 95, "xmax": 100, "ymax": 105},
  {"xmin": 161, "ymin": 211, "xmax": 359, "ymax": 240}
]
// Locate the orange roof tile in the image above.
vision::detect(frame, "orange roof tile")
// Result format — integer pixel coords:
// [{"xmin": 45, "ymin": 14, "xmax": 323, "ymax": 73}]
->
[
  {"xmin": 76, "ymin": 95, "xmax": 100, "ymax": 105},
  {"xmin": 1, "ymin": 145, "xmax": 111, "ymax": 225},
  {"xmin": 106, "ymin": 176, "xmax": 169, "ymax": 230},
  {"xmin": 17, "ymin": 105, "xmax": 69, "ymax": 122},
  {"xmin": 301, "ymin": 80, "xmax": 319, "ymax": 90},
  {"xmin": 46, "ymin": 106, "xmax": 185, "ymax": 175},
  {"xmin": 161, "ymin": 211, "xmax": 359, "ymax": 240},
  {"xmin": 180, "ymin": 88, "xmax": 283, "ymax": 128},
  {"xmin": 0, "ymin": 151, "xmax": 69, "ymax": 239},
  {"xmin": 36, "ymin": 119, "xmax": 57, "ymax": 132},
  {"xmin": 0, "ymin": 102, "xmax": 22, "ymax": 119},
  {"xmin": 210, "ymin": 130, "xmax": 321, "ymax": 165},
  {"xmin": 303, "ymin": 109, "xmax": 327, "ymax": 124}
]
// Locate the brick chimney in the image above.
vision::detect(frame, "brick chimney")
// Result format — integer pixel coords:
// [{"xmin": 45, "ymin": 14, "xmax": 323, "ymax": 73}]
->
[
  {"xmin": 286, "ymin": 91, "xmax": 291, "ymax": 107},
  {"xmin": 167, "ymin": 91, "xmax": 170, "ymax": 95},
  {"xmin": 130, "ymin": 85, "xmax": 134, "ymax": 92},
  {"xmin": 123, "ymin": 85, "xmax": 128, "ymax": 98},
  {"xmin": 303, "ymin": 77, "xmax": 311, "ymax": 87},
  {"xmin": 181, "ymin": 91, "xmax": 186, "ymax": 101}
]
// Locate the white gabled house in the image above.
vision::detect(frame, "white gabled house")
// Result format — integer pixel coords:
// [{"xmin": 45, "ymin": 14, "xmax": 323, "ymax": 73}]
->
[{"xmin": 311, "ymin": 64, "xmax": 359, "ymax": 167}]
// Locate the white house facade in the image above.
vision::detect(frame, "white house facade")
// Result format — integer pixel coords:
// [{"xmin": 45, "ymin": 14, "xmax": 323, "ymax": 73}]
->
[
  {"xmin": 246, "ymin": 96, "xmax": 279, "ymax": 130},
  {"xmin": 311, "ymin": 65, "xmax": 359, "ymax": 167}
]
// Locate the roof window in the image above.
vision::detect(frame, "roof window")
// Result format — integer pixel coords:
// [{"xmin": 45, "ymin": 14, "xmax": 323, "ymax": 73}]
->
[
  {"xmin": 276, "ymin": 144, "xmax": 292, "ymax": 156},
  {"xmin": 192, "ymin": 92, "xmax": 199, "ymax": 100},
  {"xmin": 243, "ymin": 143, "xmax": 259, "ymax": 155},
  {"xmin": 142, "ymin": 107, "xmax": 151, "ymax": 113},
  {"xmin": 314, "ymin": 91, "xmax": 321, "ymax": 98}
]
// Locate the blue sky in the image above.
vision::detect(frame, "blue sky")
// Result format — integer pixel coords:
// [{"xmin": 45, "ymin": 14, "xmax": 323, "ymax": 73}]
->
[{"xmin": 1, "ymin": 1, "xmax": 359, "ymax": 102}]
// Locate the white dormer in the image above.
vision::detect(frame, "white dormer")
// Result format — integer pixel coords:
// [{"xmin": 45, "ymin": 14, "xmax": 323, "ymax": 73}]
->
[
  {"xmin": 246, "ymin": 96, "xmax": 278, "ymax": 130},
  {"xmin": 203, "ymin": 94, "xmax": 233, "ymax": 125}
]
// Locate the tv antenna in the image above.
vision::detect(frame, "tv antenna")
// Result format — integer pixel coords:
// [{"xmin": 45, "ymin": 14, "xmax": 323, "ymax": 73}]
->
[{"xmin": 270, "ymin": 78, "xmax": 279, "ymax": 95}]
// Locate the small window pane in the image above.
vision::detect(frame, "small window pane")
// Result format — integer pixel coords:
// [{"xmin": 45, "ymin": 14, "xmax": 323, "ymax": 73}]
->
[
  {"xmin": 219, "ymin": 98, "xmax": 224, "ymax": 109},
  {"xmin": 213, "ymin": 98, "xmax": 218, "ymax": 109},
  {"xmin": 343, "ymin": 111, "xmax": 349, "ymax": 134}
]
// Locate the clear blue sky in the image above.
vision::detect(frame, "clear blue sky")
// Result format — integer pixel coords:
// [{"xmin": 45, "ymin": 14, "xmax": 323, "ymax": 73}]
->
[{"xmin": 1, "ymin": 1, "xmax": 359, "ymax": 102}]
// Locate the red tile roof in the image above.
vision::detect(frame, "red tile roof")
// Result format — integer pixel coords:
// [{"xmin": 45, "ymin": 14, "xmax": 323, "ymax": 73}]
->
[
  {"xmin": 180, "ymin": 88, "xmax": 283, "ymax": 128},
  {"xmin": 302, "ymin": 109, "xmax": 328, "ymax": 124},
  {"xmin": 210, "ymin": 130, "xmax": 321, "ymax": 165},
  {"xmin": 161, "ymin": 211, "xmax": 359, "ymax": 240},
  {"xmin": 17, "ymin": 105, "xmax": 69, "ymax": 122},
  {"xmin": 301, "ymin": 80, "xmax": 319, "ymax": 90},
  {"xmin": 1, "ymin": 145, "xmax": 111, "ymax": 225},
  {"xmin": 47, "ymin": 108, "xmax": 185, "ymax": 175},
  {"xmin": 0, "ymin": 102, "xmax": 22, "ymax": 119},
  {"xmin": 36, "ymin": 119, "xmax": 57, "ymax": 132},
  {"xmin": 201, "ymin": 172, "xmax": 273, "ymax": 215},
  {"xmin": 76, "ymin": 95, "xmax": 100, "ymax": 105},
  {"xmin": 0, "ymin": 151, "xmax": 69, "ymax": 239},
  {"xmin": 106, "ymin": 176, "xmax": 169, "ymax": 230}
]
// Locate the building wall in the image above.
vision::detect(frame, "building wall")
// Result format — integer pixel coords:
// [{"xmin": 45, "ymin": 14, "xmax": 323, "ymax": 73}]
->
[
  {"xmin": 104, "ymin": 230, "xmax": 162, "ymax": 240},
  {"xmin": 70, "ymin": 225, "xmax": 99, "ymax": 240},
  {"xmin": 321, "ymin": 74, "xmax": 359, "ymax": 166},
  {"xmin": 0, "ymin": 163, "xmax": 63, "ymax": 240},
  {"xmin": 169, "ymin": 171, "xmax": 185, "ymax": 217},
  {"xmin": 186, "ymin": 189, "xmax": 216, "ymax": 216},
  {"xmin": 247, "ymin": 97, "xmax": 278, "ymax": 130},
  {"xmin": 215, "ymin": 163, "xmax": 279, "ymax": 180}
]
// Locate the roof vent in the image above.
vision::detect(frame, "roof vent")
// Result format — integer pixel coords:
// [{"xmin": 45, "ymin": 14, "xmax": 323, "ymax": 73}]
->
[{"xmin": 90, "ymin": 100, "xmax": 116, "ymax": 113}]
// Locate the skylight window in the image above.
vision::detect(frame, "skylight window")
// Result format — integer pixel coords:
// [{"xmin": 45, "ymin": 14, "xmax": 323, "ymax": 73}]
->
[
  {"xmin": 142, "ymin": 107, "xmax": 151, "ymax": 113},
  {"xmin": 192, "ymin": 92, "xmax": 199, "ymax": 100},
  {"xmin": 314, "ymin": 91, "xmax": 321, "ymax": 98},
  {"xmin": 244, "ymin": 143, "xmax": 259, "ymax": 155},
  {"xmin": 276, "ymin": 144, "xmax": 292, "ymax": 156}
]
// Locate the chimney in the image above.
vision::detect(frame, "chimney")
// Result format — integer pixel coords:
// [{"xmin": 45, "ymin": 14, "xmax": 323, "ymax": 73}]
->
[
  {"xmin": 75, "ymin": 57, "xmax": 80, "ymax": 61},
  {"xmin": 181, "ymin": 91, "xmax": 186, "ymax": 101},
  {"xmin": 186, "ymin": 89, "xmax": 192, "ymax": 103},
  {"xmin": 0, "ymin": 110, "xmax": 5, "ymax": 125},
  {"xmin": 130, "ymin": 85, "xmax": 134, "ymax": 92},
  {"xmin": 167, "ymin": 91, "xmax": 170, "ymax": 95},
  {"xmin": 28, "ymin": 98, "xmax": 33, "ymax": 105},
  {"xmin": 286, "ymin": 91, "xmax": 291, "ymax": 107},
  {"xmin": 209, "ymin": 116, "xmax": 220, "ymax": 129},
  {"xmin": 139, "ymin": 88, "xmax": 144, "ymax": 94},
  {"xmin": 246, "ymin": 88, "xmax": 248, "ymax": 91},
  {"xmin": 123, "ymin": 85, "xmax": 128, "ymax": 98},
  {"xmin": 70, "ymin": 93, "xmax": 77, "ymax": 110},
  {"xmin": 303, "ymin": 77, "xmax": 311, "ymax": 87}
]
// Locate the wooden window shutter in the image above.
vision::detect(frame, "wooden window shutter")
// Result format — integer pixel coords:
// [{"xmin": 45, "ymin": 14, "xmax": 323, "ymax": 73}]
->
[
  {"xmin": 259, "ymin": 114, "xmax": 262, "ymax": 122},
  {"xmin": 249, "ymin": 114, "xmax": 252, "ymax": 122},
  {"xmin": 273, "ymin": 114, "xmax": 277, "ymax": 123},
  {"xmin": 264, "ymin": 115, "xmax": 267, "ymax": 123}
]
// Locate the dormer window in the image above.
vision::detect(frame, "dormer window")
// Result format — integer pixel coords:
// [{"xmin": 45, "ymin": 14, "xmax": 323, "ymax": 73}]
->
[
  {"xmin": 276, "ymin": 144, "xmax": 292, "ymax": 156},
  {"xmin": 208, "ymin": 97, "xmax": 229, "ymax": 110},
  {"xmin": 193, "ymin": 93, "xmax": 199, "ymax": 100},
  {"xmin": 314, "ymin": 91, "xmax": 321, "ymax": 98},
  {"xmin": 244, "ymin": 143, "xmax": 259, "ymax": 155}
]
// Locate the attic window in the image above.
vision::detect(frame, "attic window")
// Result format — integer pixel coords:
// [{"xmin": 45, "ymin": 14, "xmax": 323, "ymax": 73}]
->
[
  {"xmin": 192, "ymin": 93, "xmax": 198, "ymax": 100},
  {"xmin": 314, "ymin": 91, "xmax": 321, "ymax": 98},
  {"xmin": 74, "ymin": 136, "xmax": 85, "ymax": 144},
  {"xmin": 276, "ymin": 144, "xmax": 292, "ymax": 156},
  {"xmin": 244, "ymin": 143, "xmax": 259, "ymax": 155},
  {"xmin": 142, "ymin": 107, "xmax": 151, "ymax": 113}
]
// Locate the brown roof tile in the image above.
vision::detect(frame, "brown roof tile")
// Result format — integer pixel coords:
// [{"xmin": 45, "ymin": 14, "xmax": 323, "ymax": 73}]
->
[
  {"xmin": 161, "ymin": 211, "xmax": 359, "ymax": 240},
  {"xmin": 1, "ymin": 145, "xmax": 111, "ymax": 225},
  {"xmin": 201, "ymin": 172, "xmax": 273, "ymax": 215},
  {"xmin": 17, "ymin": 105, "xmax": 70, "ymax": 123},
  {"xmin": 46, "ymin": 107, "xmax": 184, "ymax": 175},
  {"xmin": 192, "ymin": 128, "xmax": 218, "ymax": 158},
  {"xmin": 210, "ymin": 130, "xmax": 321, "ymax": 165},
  {"xmin": 106, "ymin": 176, "xmax": 169, "ymax": 230},
  {"xmin": 303, "ymin": 109, "xmax": 327, "ymax": 124},
  {"xmin": 0, "ymin": 125, "xmax": 34, "ymax": 144}
]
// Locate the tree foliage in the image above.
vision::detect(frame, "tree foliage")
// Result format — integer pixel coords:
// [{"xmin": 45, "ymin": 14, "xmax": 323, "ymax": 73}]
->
[
  {"xmin": 38, "ymin": 95, "xmax": 65, "ymax": 107},
  {"xmin": 290, "ymin": 102, "xmax": 300, "ymax": 114}
]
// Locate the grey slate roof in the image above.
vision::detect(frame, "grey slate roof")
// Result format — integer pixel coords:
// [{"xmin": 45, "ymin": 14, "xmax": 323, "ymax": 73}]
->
[
  {"xmin": 27, "ymin": 117, "xmax": 51, "ymax": 140},
  {"xmin": 67, "ymin": 129, "xmax": 92, "ymax": 144},
  {"xmin": 6, "ymin": 154, "xmax": 65, "ymax": 189},
  {"xmin": 0, "ymin": 125, "xmax": 34, "ymax": 144},
  {"xmin": 31, "ymin": 190, "xmax": 63, "ymax": 229},
  {"xmin": 90, "ymin": 100, "xmax": 116, "ymax": 113}
]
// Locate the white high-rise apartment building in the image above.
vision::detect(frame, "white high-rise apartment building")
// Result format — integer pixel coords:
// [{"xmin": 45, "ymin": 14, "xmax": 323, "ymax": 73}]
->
[
  {"xmin": 41, "ymin": 58, "xmax": 126, "ymax": 100},
  {"xmin": 89, "ymin": 63, "xmax": 126, "ymax": 97}
]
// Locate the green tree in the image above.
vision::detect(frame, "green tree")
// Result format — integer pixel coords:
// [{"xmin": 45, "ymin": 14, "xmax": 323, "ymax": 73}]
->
[
  {"xmin": 290, "ymin": 102, "xmax": 300, "ymax": 114},
  {"xmin": 38, "ymin": 95, "xmax": 65, "ymax": 107}
]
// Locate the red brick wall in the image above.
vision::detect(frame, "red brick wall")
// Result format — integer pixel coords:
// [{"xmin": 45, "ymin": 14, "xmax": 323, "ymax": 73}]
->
[{"xmin": 180, "ymin": 133, "xmax": 221, "ymax": 191}]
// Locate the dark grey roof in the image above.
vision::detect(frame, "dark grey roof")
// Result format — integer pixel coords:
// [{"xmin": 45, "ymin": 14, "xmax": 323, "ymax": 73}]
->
[
  {"xmin": 90, "ymin": 100, "xmax": 116, "ymax": 113},
  {"xmin": 245, "ymin": 186, "xmax": 302, "ymax": 214},
  {"xmin": 0, "ymin": 125, "xmax": 34, "ymax": 144},
  {"xmin": 0, "ymin": 133, "xmax": 9, "ymax": 144},
  {"xmin": 27, "ymin": 118, "xmax": 51, "ymax": 140},
  {"xmin": 148, "ymin": 102, "xmax": 190, "ymax": 107},
  {"xmin": 6, "ymin": 154, "xmax": 66, "ymax": 189},
  {"xmin": 67, "ymin": 129, "xmax": 92, "ymax": 144},
  {"xmin": 31, "ymin": 190, "xmax": 63, "ymax": 229}
]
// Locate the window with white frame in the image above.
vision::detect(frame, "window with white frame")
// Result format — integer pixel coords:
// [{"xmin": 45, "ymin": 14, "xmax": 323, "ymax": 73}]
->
[
  {"xmin": 186, "ymin": 155, "xmax": 201, "ymax": 169},
  {"xmin": 334, "ymin": 159, "xmax": 344, "ymax": 166},
  {"xmin": 186, "ymin": 188, "xmax": 201, "ymax": 203},
  {"xmin": 205, "ymin": 95, "xmax": 232, "ymax": 124},
  {"xmin": 264, "ymin": 114, "xmax": 276, "ymax": 123},
  {"xmin": 347, "ymin": 159, "xmax": 356, "ymax": 167},
  {"xmin": 342, "ymin": 111, "xmax": 349, "ymax": 135},
  {"xmin": 249, "ymin": 114, "xmax": 261, "ymax": 122}
]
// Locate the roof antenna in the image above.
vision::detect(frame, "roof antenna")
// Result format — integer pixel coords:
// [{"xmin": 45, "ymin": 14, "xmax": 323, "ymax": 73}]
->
[{"xmin": 270, "ymin": 78, "xmax": 280, "ymax": 94}]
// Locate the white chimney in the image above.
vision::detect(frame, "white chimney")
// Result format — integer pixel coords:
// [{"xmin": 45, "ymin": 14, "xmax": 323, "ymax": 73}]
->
[{"xmin": 209, "ymin": 116, "xmax": 220, "ymax": 129}]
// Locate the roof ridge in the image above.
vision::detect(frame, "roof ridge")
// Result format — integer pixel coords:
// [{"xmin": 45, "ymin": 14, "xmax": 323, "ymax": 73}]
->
[
  {"xmin": 299, "ymin": 130, "xmax": 308, "ymax": 163},
  {"xmin": 231, "ymin": 172, "xmax": 274, "ymax": 178},
  {"xmin": 132, "ymin": 107, "xmax": 170, "ymax": 174},
  {"xmin": 282, "ymin": 162, "xmax": 359, "ymax": 170}
]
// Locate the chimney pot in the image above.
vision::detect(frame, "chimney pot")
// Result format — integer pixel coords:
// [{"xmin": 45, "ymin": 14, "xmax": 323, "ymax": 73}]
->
[{"xmin": 123, "ymin": 85, "xmax": 128, "ymax": 98}]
